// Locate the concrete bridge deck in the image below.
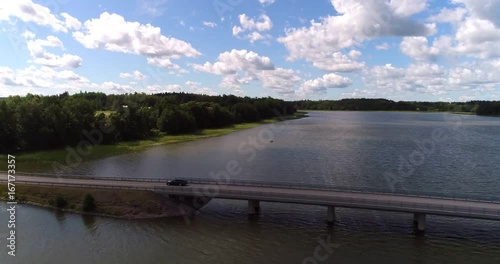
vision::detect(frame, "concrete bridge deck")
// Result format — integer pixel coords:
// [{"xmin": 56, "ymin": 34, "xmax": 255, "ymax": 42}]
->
[{"xmin": 2, "ymin": 173, "xmax": 500, "ymax": 231}]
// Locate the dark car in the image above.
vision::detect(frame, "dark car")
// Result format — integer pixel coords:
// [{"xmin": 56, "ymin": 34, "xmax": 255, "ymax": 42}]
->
[{"xmin": 167, "ymin": 179, "xmax": 188, "ymax": 186}]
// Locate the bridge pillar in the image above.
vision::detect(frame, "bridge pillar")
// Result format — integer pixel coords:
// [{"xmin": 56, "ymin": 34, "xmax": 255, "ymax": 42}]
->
[
  {"xmin": 414, "ymin": 213, "xmax": 426, "ymax": 231},
  {"xmin": 327, "ymin": 206, "xmax": 335, "ymax": 223},
  {"xmin": 248, "ymin": 200, "xmax": 260, "ymax": 215}
]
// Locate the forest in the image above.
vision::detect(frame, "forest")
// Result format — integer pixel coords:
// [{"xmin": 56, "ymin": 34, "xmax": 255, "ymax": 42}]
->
[
  {"xmin": 295, "ymin": 99, "xmax": 500, "ymax": 116},
  {"xmin": 0, "ymin": 92, "xmax": 296, "ymax": 154},
  {"xmin": 1, "ymin": 93, "xmax": 499, "ymax": 155}
]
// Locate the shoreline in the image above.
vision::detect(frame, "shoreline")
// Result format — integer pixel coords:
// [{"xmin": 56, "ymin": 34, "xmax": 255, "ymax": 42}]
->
[
  {"xmin": 1, "ymin": 112, "xmax": 307, "ymax": 172},
  {"xmin": 0, "ymin": 183, "xmax": 208, "ymax": 219}
]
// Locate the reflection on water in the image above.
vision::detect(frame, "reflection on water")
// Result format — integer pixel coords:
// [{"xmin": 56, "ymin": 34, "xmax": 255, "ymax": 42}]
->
[
  {"xmin": 54, "ymin": 210, "xmax": 65, "ymax": 224},
  {"xmin": 2, "ymin": 112, "xmax": 500, "ymax": 263},
  {"xmin": 82, "ymin": 215, "xmax": 97, "ymax": 234}
]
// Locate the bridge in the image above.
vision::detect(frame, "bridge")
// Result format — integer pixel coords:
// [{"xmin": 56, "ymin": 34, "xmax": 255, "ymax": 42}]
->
[{"xmin": 2, "ymin": 172, "xmax": 500, "ymax": 231}]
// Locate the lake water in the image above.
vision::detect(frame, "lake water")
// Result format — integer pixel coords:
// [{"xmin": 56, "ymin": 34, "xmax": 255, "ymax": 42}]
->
[{"xmin": 2, "ymin": 111, "xmax": 500, "ymax": 263}]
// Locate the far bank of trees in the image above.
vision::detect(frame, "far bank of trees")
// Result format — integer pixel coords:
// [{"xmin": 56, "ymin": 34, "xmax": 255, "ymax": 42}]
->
[
  {"xmin": 0, "ymin": 92, "xmax": 296, "ymax": 154},
  {"xmin": 475, "ymin": 102, "xmax": 500, "ymax": 116},
  {"xmin": 294, "ymin": 99, "xmax": 500, "ymax": 115},
  {"xmin": 2, "ymin": 93, "xmax": 499, "ymax": 155}
]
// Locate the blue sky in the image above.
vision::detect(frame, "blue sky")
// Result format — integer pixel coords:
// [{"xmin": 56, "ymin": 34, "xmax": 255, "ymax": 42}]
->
[{"xmin": 1, "ymin": 0, "xmax": 500, "ymax": 101}]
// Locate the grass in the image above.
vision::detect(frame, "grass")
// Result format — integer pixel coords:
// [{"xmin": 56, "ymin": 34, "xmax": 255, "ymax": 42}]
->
[
  {"xmin": 0, "ymin": 184, "xmax": 195, "ymax": 218},
  {"xmin": 95, "ymin": 110, "xmax": 116, "ymax": 117},
  {"xmin": 0, "ymin": 112, "xmax": 307, "ymax": 172},
  {"xmin": 451, "ymin": 112, "xmax": 476, "ymax": 115}
]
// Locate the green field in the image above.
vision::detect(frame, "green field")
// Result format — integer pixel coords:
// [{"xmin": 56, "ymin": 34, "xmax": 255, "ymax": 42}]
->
[
  {"xmin": 95, "ymin": 110, "xmax": 116, "ymax": 117},
  {"xmin": 0, "ymin": 112, "xmax": 307, "ymax": 172}
]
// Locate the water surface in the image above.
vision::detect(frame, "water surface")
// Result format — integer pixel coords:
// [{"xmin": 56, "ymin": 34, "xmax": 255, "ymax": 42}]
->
[{"xmin": 2, "ymin": 112, "xmax": 500, "ymax": 263}]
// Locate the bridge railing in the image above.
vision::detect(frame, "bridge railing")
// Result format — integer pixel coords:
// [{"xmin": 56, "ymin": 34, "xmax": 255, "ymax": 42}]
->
[
  {"xmin": 3, "ymin": 179, "xmax": 500, "ymax": 219},
  {"xmin": 193, "ymin": 187, "xmax": 500, "ymax": 218},
  {"xmin": 2, "ymin": 171, "xmax": 500, "ymax": 204}
]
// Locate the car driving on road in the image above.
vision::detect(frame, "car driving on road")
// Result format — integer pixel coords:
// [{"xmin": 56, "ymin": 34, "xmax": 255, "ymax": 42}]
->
[{"xmin": 167, "ymin": 179, "xmax": 188, "ymax": 186}]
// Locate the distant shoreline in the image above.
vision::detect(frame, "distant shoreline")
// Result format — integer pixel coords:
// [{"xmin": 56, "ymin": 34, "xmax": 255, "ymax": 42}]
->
[{"xmin": 298, "ymin": 109, "xmax": 488, "ymax": 116}]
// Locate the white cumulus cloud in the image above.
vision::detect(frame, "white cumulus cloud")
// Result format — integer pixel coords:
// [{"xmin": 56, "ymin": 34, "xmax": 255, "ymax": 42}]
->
[
  {"xmin": 258, "ymin": 0, "xmax": 276, "ymax": 5},
  {"xmin": 400, "ymin": 37, "xmax": 440, "ymax": 61},
  {"xmin": 278, "ymin": 0, "xmax": 435, "ymax": 72},
  {"xmin": 120, "ymin": 70, "xmax": 145, "ymax": 80},
  {"xmin": 233, "ymin": 14, "xmax": 273, "ymax": 43},
  {"xmin": 203, "ymin": 21, "xmax": 217, "ymax": 28},
  {"xmin": 299, "ymin": 73, "xmax": 352, "ymax": 95},
  {"xmin": 0, "ymin": 0, "xmax": 68, "ymax": 32},
  {"xmin": 73, "ymin": 12, "xmax": 200, "ymax": 67},
  {"xmin": 26, "ymin": 36, "xmax": 82, "ymax": 68}
]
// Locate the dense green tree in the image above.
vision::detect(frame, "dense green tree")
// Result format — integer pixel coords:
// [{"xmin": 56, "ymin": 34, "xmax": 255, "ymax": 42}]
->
[
  {"xmin": 16, "ymin": 97, "xmax": 46, "ymax": 150},
  {"xmin": 82, "ymin": 194, "xmax": 96, "ymax": 212},
  {"xmin": 293, "ymin": 99, "xmax": 491, "ymax": 114},
  {"xmin": 157, "ymin": 108, "xmax": 197, "ymax": 134},
  {"xmin": 55, "ymin": 194, "xmax": 67, "ymax": 208},
  {"xmin": 0, "ymin": 91, "xmax": 299, "ymax": 154},
  {"xmin": 476, "ymin": 102, "xmax": 500, "ymax": 116},
  {"xmin": 0, "ymin": 101, "xmax": 18, "ymax": 152},
  {"xmin": 207, "ymin": 104, "xmax": 234, "ymax": 127},
  {"xmin": 62, "ymin": 97, "xmax": 96, "ymax": 145},
  {"xmin": 231, "ymin": 103, "xmax": 260, "ymax": 123},
  {"xmin": 181, "ymin": 101, "xmax": 211, "ymax": 128},
  {"xmin": 41, "ymin": 104, "xmax": 66, "ymax": 148}
]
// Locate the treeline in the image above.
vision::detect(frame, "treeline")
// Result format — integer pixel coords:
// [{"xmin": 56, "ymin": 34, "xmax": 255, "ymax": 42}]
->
[
  {"xmin": 475, "ymin": 102, "xmax": 500, "ymax": 116},
  {"xmin": 294, "ymin": 99, "xmax": 500, "ymax": 115},
  {"xmin": 0, "ymin": 92, "xmax": 296, "ymax": 153}
]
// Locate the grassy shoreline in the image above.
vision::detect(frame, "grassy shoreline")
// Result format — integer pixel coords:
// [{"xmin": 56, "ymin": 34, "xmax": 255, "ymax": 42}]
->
[
  {"xmin": 0, "ymin": 184, "xmax": 205, "ymax": 219},
  {"xmin": 1, "ymin": 112, "xmax": 307, "ymax": 172}
]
